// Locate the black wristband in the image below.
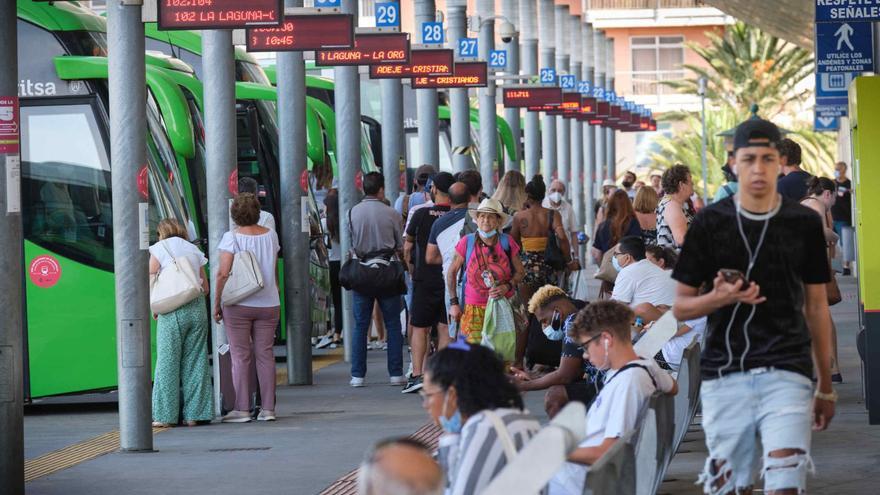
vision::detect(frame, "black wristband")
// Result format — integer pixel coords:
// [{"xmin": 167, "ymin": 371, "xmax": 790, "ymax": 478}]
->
[{"xmin": 449, "ymin": 297, "xmax": 460, "ymax": 306}]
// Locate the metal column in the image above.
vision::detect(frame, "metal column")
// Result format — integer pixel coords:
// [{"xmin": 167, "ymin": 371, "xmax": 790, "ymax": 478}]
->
[
  {"xmin": 582, "ymin": 21, "xmax": 596, "ymax": 237},
  {"xmin": 554, "ymin": 5, "xmax": 570, "ymax": 185},
  {"xmin": 569, "ymin": 13, "xmax": 583, "ymax": 239},
  {"xmin": 478, "ymin": 0, "xmax": 497, "ymax": 193},
  {"xmin": 593, "ymin": 29, "xmax": 606, "ymax": 198},
  {"xmin": 539, "ymin": 0, "xmax": 556, "ymax": 181},
  {"xmin": 448, "ymin": 1, "xmax": 472, "ymax": 173},
  {"xmin": 605, "ymin": 36, "xmax": 616, "ymax": 181},
  {"xmin": 108, "ymin": 0, "xmax": 151, "ymax": 450},
  {"xmin": 415, "ymin": 0, "xmax": 439, "ymax": 169},
  {"xmin": 502, "ymin": 0, "xmax": 521, "ymax": 173},
  {"xmin": 202, "ymin": 30, "xmax": 236, "ymax": 414},
  {"xmin": 278, "ymin": 0, "xmax": 311, "ymax": 385},
  {"xmin": 381, "ymin": 79, "xmax": 404, "ymax": 197},
  {"xmin": 336, "ymin": 0, "xmax": 361, "ymax": 362},
  {"xmin": 0, "ymin": 4, "xmax": 23, "ymax": 491},
  {"xmin": 519, "ymin": 0, "xmax": 540, "ymax": 181}
]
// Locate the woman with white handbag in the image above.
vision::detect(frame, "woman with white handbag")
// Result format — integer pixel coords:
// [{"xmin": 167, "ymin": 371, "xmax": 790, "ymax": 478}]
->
[
  {"xmin": 214, "ymin": 193, "xmax": 280, "ymax": 423},
  {"xmin": 148, "ymin": 219, "xmax": 213, "ymax": 427}
]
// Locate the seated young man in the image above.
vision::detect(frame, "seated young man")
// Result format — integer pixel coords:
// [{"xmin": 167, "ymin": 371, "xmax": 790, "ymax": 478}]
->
[
  {"xmin": 611, "ymin": 236, "xmax": 678, "ymax": 323},
  {"xmin": 513, "ymin": 285, "xmax": 595, "ymax": 418},
  {"xmin": 549, "ymin": 300, "xmax": 677, "ymax": 495}
]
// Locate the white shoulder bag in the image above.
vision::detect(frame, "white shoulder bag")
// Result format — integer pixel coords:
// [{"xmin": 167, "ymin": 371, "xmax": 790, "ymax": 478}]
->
[
  {"xmin": 149, "ymin": 240, "xmax": 203, "ymax": 315},
  {"xmin": 221, "ymin": 231, "xmax": 265, "ymax": 306}
]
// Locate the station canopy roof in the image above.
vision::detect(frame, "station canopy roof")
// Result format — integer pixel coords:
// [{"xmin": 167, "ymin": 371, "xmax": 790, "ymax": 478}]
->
[{"xmin": 702, "ymin": 0, "xmax": 814, "ymax": 50}]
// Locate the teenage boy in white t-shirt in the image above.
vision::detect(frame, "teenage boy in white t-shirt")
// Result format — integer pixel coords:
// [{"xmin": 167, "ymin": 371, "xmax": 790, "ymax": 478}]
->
[{"xmin": 549, "ymin": 300, "xmax": 677, "ymax": 495}]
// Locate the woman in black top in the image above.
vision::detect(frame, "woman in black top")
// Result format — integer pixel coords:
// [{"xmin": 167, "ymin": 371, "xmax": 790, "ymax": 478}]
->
[{"xmin": 831, "ymin": 161, "xmax": 854, "ymax": 275}]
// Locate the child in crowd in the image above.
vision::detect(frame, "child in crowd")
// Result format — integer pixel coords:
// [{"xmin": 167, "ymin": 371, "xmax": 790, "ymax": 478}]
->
[{"xmin": 549, "ymin": 300, "xmax": 677, "ymax": 495}]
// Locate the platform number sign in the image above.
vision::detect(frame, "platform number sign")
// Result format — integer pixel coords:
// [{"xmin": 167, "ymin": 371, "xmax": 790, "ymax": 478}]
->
[
  {"xmin": 577, "ymin": 80, "xmax": 592, "ymax": 94},
  {"xmin": 592, "ymin": 86, "xmax": 606, "ymax": 99},
  {"xmin": 489, "ymin": 50, "xmax": 507, "ymax": 68},
  {"xmin": 560, "ymin": 75, "xmax": 575, "ymax": 90},
  {"xmin": 422, "ymin": 22, "xmax": 444, "ymax": 44},
  {"xmin": 375, "ymin": 2, "xmax": 400, "ymax": 28},
  {"xmin": 458, "ymin": 38, "xmax": 478, "ymax": 58},
  {"xmin": 314, "ymin": 0, "xmax": 342, "ymax": 7},
  {"xmin": 540, "ymin": 68, "xmax": 556, "ymax": 84}
]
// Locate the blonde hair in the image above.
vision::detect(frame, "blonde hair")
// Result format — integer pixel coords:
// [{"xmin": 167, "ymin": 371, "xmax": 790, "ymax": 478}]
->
[
  {"xmin": 157, "ymin": 218, "xmax": 188, "ymax": 240},
  {"xmin": 527, "ymin": 285, "xmax": 567, "ymax": 314},
  {"xmin": 632, "ymin": 185, "xmax": 659, "ymax": 214},
  {"xmin": 492, "ymin": 170, "xmax": 528, "ymax": 213}
]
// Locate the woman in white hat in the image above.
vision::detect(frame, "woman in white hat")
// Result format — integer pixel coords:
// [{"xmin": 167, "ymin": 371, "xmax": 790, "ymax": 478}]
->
[{"xmin": 446, "ymin": 198, "xmax": 525, "ymax": 345}]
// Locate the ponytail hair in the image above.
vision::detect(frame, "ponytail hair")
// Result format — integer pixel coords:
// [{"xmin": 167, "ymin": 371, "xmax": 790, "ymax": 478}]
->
[{"xmin": 807, "ymin": 176, "xmax": 835, "ymax": 197}]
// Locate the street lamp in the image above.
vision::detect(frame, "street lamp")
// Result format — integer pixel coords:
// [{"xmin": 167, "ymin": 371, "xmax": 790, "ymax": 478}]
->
[{"xmin": 698, "ymin": 76, "xmax": 709, "ymax": 202}]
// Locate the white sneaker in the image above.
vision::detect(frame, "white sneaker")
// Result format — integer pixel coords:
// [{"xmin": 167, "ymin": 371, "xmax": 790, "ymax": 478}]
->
[
  {"xmin": 316, "ymin": 335, "xmax": 333, "ymax": 349},
  {"xmin": 257, "ymin": 410, "xmax": 276, "ymax": 421},
  {"xmin": 389, "ymin": 375, "xmax": 406, "ymax": 386},
  {"xmin": 221, "ymin": 410, "xmax": 252, "ymax": 423},
  {"xmin": 350, "ymin": 377, "xmax": 366, "ymax": 387}
]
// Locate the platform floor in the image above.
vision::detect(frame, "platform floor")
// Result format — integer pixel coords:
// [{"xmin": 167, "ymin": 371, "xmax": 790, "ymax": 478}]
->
[{"xmin": 22, "ymin": 276, "xmax": 879, "ymax": 494}]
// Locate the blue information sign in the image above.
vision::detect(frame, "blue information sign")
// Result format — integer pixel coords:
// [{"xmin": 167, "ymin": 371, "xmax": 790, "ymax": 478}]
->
[
  {"xmin": 816, "ymin": 0, "xmax": 880, "ymax": 23},
  {"xmin": 816, "ymin": 71, "xmax": 856, "ymax": 100},
  {"xmin": 421, "ymin": 22, "xmax": 444, "ymax": 44},
  {"xmin": 489, "ymin": 50, "xmax": 507, "ymax": 68},
  {"xmin": 458, "ymin": 38, "xmax": 478, "ymax": 58},
  {"xmin": 815, "ymin": 103, "xmax": 847, "ymax": 132},
  {"xmin": 559, "ymin": 75, "xmax": 576, "ymax": 89},
  {"xmin": 816, "ymin": 22, "xmax": 873, "ymax": 73},
  {"xmin": 314, "ymin": 0, "xmax": 342, "ymax": 7},
  {"xmin": 592, "ymin": 86, "xmax": 606, "ymax": 100},
  {"xmin": 375, "ymin": 2, "xmax": 400, "ymax": 28},
  {"xmin": 577, "ymin": 80, "xmax": 592, "ymax": 94},
  {"xmin": 540, "ymin": 68, "xmax": 557, "ymax": 84}
]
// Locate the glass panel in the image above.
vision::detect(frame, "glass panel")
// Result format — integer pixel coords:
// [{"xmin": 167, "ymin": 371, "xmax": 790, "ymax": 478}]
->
[
  {"xmin": 405, "ymin": 133, "xmax": 421, "ymax": 172},
  {"xmin": 631, "ymin": 36, "xmax": 657, "ymax": 46},
  {"xmin": 659, "ymin": 36, "xmax": 685, "ymax": 45},
  {"xmin": 658, "ymin": 47, "xmax": 684, "ymax": 71},
  {"xmin": 21, "ymin": 103, "xmax": 114, "ymax": 270},
  {"xmin": 632, "ymin": 48, "xmax": 658, "ymax": 72}
]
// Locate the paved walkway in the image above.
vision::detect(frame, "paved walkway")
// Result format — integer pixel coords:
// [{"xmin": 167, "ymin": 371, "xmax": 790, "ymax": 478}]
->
[{"xmin": 23, "ymin": 276, "xmax": 878, "ymax": 494}]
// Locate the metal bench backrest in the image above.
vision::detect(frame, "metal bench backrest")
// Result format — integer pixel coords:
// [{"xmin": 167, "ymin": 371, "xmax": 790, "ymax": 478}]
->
[
  {"xmin": 633, "ymin": 391, "xmax": 675, "ymax": 495},
  {"xmin": 672, "ymin": 341, "xmax": 701, "ymax": 455},
  {"xmin": 584, "ymin": 430, "xmax": 636, "ymax": 495}
]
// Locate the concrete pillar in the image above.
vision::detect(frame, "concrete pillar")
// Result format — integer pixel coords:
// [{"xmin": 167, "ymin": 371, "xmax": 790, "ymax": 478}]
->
[
  {"xmin": 502, "ymin": 0, "xmax": 521, "ymax": 172},
  {"xmin": 415, "ymin": 0, "xmax": 439, "ymax": 168},
  {"xmin": 554, "ymin": 5, "xmax": 570, "ymax": 185},
  {"xmin": 478, "ymin": 0, "xmax": 497, "ymax": 193},
  {"xmin": 605, "ymin": 36, "xmax": 616, "ymax": 181},
  {"xmin": 381, "ymin": 79, "xmax": 404, "ymax": 195},
  {"xmin": 539, "ymin": 0, "xmax": 556, "ymax": 181},
  {"xmin": 582, "ymin": 21, "xmax": 596, "ymax": 237},
  {"xmin": 519, "ymin": 0, "xmax": 540, "ymax": 181},
  {"xmin": 593, "ymin": 29, "xmax": 606, "ymax": 199},
  {"xmin": 569, "ymin": 13, "xmax": 583, "ymax": 239},
  {"xmin": 448, "ymin": 1, "xmax": 472, "ymax": 173}
]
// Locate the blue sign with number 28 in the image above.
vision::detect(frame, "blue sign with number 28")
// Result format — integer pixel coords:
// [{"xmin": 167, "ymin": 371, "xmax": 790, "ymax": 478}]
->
[{"xmin": 422, "ymin": 22, "xmax": 444, "ymax": 44}]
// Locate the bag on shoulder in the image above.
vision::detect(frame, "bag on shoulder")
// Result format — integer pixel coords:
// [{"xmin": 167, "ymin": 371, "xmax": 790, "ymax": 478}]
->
[
  {"xmin": 339, "ymin": 250, "xmax": 406, "ymax": 297},
  {"xmin": 544, "ymin": 210, "xmax": 567, "ymax": 271},
  {"xmin": 221, "ymin": 232, "xmax": 265, "ymax": 306},
  {"xmin": 594, "ymin": 244, "xmax": 619, "ymax": 284},
  {"xmin": 149, "ymin": 240, "xmax": 203, "ymax": 315}
]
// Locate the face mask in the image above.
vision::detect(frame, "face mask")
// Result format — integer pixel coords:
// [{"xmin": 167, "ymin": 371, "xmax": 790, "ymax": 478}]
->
[
  {"xmin": 612, "ymin": 255, "xmax": 622, "ymax": 272},
  {"xmin": 439, "ymin": 392, "xmax": 463, "ymax": 434},
  {"xmin": 478, "ymin": 229, "xmax": 497, "ymax": 239},
  {"xmin": 549, "ymin": 192, "xmax": 563, "ymax": 203},
  {"xmin": 543, "ymin": 310, "xmax": 565, "ymax": 341},
  {"xmin": 622, "ymin": 181, "xmax": 634, "ymax": 189},
  {"xmin": 834, "ymin": 170, "xmax": 841, "ymax": 179}
]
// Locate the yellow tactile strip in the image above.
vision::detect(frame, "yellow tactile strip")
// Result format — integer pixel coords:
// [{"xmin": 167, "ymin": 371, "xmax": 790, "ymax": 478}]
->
[
  {"xmin": 24, "ymin": 426, "xmax": 169, "ymax": 482},
  {"xmin": 318, "ymin": 422, "xmax": 444, "ymax": 495}
]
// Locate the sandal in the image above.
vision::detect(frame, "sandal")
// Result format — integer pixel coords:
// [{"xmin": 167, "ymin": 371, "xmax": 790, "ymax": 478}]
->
[{"xmin": 152, "ymin": 421, "xmax": 172, "ymax": 428}]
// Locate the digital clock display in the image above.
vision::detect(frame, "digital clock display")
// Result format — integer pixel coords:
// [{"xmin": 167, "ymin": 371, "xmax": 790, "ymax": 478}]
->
[{"xmin": 246, "ymin": 14, "xmax": 355, "ymax": 52}]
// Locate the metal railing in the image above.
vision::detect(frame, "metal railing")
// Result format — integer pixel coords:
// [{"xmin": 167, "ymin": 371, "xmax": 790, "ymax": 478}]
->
[
  {"xmin": 590, "ymin": 0, "xmax": 704, "ymax": 9},
  {"xmin": 626, "ymin": 70, "xmax": 688, "ymax": 95}
]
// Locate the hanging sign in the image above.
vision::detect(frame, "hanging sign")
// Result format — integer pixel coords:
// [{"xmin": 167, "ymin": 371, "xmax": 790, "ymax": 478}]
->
[
  {"xmin": 246, "ymin": 14, "xmax": 355, "ymax": 52},
  {"xmin": 158, "ymin": 0, "xmax": 282, "ymax": 30},
  {"xmin": 375, "ymin": 2, "xmax": 401, "ymax": 28},
  {"xmin": 816, "ymin": 0, "xmax": 880, "ymax": 23},
  {"xmin": 368, "ymin": 48, "xmax": 454, "ymax": 79},
  {"xmin": 502, "ymin": 86, "xmax": 563, "ymax": 108},
  {"xmin": 0, "ymin": 96, "xmax": 19, "ymax": 154},
  {"xmin": 412, "ymin": 62, "xmax": 488, "ymax": 88},
  {"xmin": 544, "ymin": 92, "xmax": 581, "ymax": 116},
  {"xmin": 315, "ymin": 32, "xmax": 410, "ymax": 66},
  {"xmin": 816, "ymin": 21, "xmax": 874, "ymax": 73}
]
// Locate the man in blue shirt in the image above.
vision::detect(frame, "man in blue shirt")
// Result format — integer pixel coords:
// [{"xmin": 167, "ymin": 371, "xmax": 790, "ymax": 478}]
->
[{"xmin": 776, "ymin": 138, "xmax": 812, "ymax": 201}]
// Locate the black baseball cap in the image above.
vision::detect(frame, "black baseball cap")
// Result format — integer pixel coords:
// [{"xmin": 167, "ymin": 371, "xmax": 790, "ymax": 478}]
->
[
  {"xmin": 733, "ymin": 118, "xmax": 782, "ymax": 152},
  {"xmin": 431, "ymin": 172, "xmax": 455, "ymax": 194}
]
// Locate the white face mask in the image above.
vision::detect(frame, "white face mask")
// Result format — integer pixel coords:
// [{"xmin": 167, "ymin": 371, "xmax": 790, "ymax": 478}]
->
[{"xmin": 549, "ymin": 192, "xmax": 563, "ymax": 203}]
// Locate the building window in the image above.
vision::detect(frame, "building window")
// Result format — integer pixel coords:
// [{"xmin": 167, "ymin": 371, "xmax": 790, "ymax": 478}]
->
[
  {"xmin": 360, "ymin": 0, "xmax": 375, "ymax": 16},
  {"xmin": 630, "ymin": 35, "xmax": 685, "ymax": 95}
]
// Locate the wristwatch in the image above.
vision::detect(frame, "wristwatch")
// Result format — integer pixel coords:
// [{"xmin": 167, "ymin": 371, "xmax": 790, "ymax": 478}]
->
[{"xmin": 814, "ymin": 389, "xmax": 838, "ymax": 402}]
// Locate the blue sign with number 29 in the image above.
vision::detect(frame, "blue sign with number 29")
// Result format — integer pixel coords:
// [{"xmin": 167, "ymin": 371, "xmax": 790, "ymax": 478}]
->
[{"xmin": 375, "ymin": 2, "xmax": 400, "ymax": 28}]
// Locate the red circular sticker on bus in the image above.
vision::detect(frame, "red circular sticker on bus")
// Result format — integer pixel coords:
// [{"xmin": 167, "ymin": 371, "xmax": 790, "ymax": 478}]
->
[
  {"xmin": 354, "ymin": 171, "xmax": 363, "ymax": 191},
  {"xmin": 300, "ymin": 169, "xmax": 309, "ymax": 193},
  {"xmin": 228, "ymin": 169, "xmax": 238, "ymax": 196},
  {"xmin": 137, "ymin": 166, "xmax": 149, "ymax": 200},
  {"xmin": 29, "ymin": 255, "xmax": 62, "ymax": 288}
]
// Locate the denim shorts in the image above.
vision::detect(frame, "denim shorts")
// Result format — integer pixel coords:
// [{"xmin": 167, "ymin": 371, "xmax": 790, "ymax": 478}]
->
[{"xmin": 699, "ymin": 368, "xmax": 814, "ymax": 494}]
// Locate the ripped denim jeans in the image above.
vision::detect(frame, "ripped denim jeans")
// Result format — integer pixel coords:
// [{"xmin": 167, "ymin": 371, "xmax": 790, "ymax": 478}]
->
[{"xmin": 698, "ymin": 368, "xmax": 815, "ymax": 494}]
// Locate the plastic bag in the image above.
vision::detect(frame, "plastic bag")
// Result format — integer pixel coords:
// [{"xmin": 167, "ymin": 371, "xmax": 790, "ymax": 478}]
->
[{"xmin": 481, "ymin": 296, "xmax": 517, "ymax": 362}]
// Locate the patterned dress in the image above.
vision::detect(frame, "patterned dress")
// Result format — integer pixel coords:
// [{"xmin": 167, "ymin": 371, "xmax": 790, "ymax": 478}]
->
[{"xmin": 656, "ymin": 197, "xmax": 693, "ymax": 250}]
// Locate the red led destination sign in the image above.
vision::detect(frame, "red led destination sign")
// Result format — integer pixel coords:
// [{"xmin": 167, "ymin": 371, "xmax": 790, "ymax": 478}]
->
[
  {"xmin": 550, "ymin": 93, "xmax": 582, "ymax": 117},
  {"xmin": 158, "ymin": 0, "xmax": 282, "ymax": 30},
  {"xmin": 315, "ymin": 32, "xmax": 410, "ymax": 66},
  {"xmin": 577, "ymin": 96, "xmax": 597, "ymax": 120},
  {"xmin": 246, "ymin": 14, "xmax": 354, "ymax": 52},
  {"xmin": 369, "ymin": 49, "xmax": 454, "ymax": 79},
  {"xmin": 412, "ymin": 62, "xmax": 488, "ymax": 88},
  {"xmin": 503, "ymin": 86, "xmax": 563, "ymax": 108}
]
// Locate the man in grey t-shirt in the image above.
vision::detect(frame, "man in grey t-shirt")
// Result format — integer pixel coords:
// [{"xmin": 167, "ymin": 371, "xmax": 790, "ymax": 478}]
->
[{"xmin": 348, "ymin": 172, "xmax": 405, "ymax": 388}]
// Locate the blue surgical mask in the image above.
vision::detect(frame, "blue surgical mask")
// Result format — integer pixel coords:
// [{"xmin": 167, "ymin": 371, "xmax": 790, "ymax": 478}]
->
[
  {"xmin": 612, "ymin": 255, "xmax": 622, "ymax": 272},
  {"xmin": 439, "ymin": 392, "xmax": 463, "ymax": 434},
  {"xmin": 478, "ymin": 229, "xmax": 497, "ymax": 239},
  {"xmin": 543, "ymin": 310, "xmax": 565, "ymax": 341}
]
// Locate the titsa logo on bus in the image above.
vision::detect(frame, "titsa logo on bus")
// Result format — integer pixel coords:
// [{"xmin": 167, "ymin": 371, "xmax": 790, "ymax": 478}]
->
[{"xmin": 18, "ymin": 79, "xmax": 57, "ymax": 97}]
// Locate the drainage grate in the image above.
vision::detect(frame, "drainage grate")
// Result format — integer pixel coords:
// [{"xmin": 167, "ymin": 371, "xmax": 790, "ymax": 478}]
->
[{"xmin": 208, "ymin": 447, "xmax": 272, "ymax": 452}]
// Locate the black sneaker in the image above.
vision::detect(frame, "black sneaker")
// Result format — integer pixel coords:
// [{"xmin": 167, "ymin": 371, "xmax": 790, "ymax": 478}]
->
[{"xmin": 401, "ymin": 375, "xmax": 424, "ymax": 394}]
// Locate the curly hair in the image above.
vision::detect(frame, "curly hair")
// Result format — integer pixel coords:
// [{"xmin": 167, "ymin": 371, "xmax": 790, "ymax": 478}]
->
[
  {"xmin": 527, "ymin": 285, "xmax": 567, "ymax": 314},
  {"xmin": 569, "ymin": 300, "xmax": 633, "ymax": 341},
  {"xmin": 525, "ymin": 174, "xmax": 547, "ymax": 202},
  {"xmin": 230, "ymin": 193, "xmax": 261, "ymax": 227},
  {"xmin": 661, "ymin": 164, "xmax": 691, "ymax": 195},
  {"xmin": 778, "ymin": 138, "xmax": 802, "ymax": 166},
  {"xmin": 425, "ymin": 344, "xmax": 524, "ymax": 417}
]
